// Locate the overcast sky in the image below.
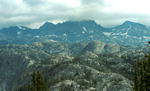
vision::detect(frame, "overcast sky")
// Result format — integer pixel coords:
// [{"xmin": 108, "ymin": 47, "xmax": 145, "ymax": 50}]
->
[{"xmin": 0, "ymin": 0, "xmax": 150, "ymax": 28}]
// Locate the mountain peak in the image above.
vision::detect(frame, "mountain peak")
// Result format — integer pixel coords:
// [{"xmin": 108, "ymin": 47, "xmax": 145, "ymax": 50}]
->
[
  {"xmin": 122, "ymin": 20, "xmax": 146, "ymax": 28},
  {"xmin": 42, "ymin": 22, "xmax": 55, "ymax": 26},
  {"xmin": 40, "ymin": 22, "xmax": 55, "ymax": 30},
  {"xmin": 123, "ymin": 21, "xmax": 137, "ymax": 25}
]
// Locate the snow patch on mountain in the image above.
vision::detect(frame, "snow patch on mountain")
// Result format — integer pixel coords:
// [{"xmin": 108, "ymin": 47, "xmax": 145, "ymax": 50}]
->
[
  {"xmin": 63, "ymin": 33, "xmax": 67, "ymax": 36},
  {"xmin": 82, "ymin": 31, "xmax": 85, "ymax": 34},
  {"xmin": 103, "ymin": 32, "xmax": 112, "ymax": 36},
  {"xmin": 34, "ymin": 35, "xmax": 40, "ymax": 38},
  {"xmin": 49, "ymin": 39, "xmax": 58, "ymax": 42},
  {"xmin": 82, "ymin": 26, "xmax": 87, "ymax": 32},
  {"xmin": 17, "ymin": 31, "xmax": 21, "ymax": 35},
  {"xmin": 46, "ymin": 34, "xmax": 58, "ymax": 38},
  {"xmin": 17, "ymin": 26, "xmax": 26, "ymax": 30},
  {"xmin": 143, "ymin": 36, "xmax": 150, "ymax": 40},
  {"xmin": 90, "ymin": 35, "xmax": 94, "ymax": 38},
  {"xmin": 89, "ymin": 30, "xmax": 94, "ymax": 34}
]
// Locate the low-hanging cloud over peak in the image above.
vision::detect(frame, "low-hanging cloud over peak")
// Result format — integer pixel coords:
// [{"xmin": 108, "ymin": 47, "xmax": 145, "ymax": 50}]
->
[{"xmin": 0, "ymin": 0, "xmax": 150, "ymax": 28}]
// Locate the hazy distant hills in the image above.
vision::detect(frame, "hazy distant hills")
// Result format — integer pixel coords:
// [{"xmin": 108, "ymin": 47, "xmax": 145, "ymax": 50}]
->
[{"xmin": 0, "ymin": 20, "xmax": 150, "ymax": 46}]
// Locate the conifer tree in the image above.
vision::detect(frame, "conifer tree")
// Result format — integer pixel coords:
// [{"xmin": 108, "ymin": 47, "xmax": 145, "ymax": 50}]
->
[
  {"xmin": 29, "ymin": 71, "xmax": 49, "ymax": 91},
  {"xmin": 134, "ymin": 42, "xmax": 150, "ymax": 91}
]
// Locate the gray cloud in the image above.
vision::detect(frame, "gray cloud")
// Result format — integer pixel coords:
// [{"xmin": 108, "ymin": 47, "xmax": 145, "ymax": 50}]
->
[
  {"xmin": 23, "ymin": 0, "xmax": 45, "ymax": 6},
  {"xmin": 80, "ymin": 0, "xmax": 105, "ymax": 5},
  {"xmin": 0, "ymin": 0, "xmax": 150, "ymax": 29}
]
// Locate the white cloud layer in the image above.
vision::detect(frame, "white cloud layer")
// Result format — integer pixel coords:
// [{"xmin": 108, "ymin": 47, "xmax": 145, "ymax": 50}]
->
[{"xmin": 0, "ymin": 0, "xmax": 150, "ymax": 28}]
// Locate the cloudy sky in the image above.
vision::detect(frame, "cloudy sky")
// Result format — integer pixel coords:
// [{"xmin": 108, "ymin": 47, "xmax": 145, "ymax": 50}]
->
[{"xmin": 0, "ymin": 0, "xmax": 150, "ymax": 28}]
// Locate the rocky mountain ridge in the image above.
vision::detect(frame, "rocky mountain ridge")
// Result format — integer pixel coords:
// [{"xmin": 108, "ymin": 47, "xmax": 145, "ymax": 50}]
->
[
  {"xmin": 0, "ymin": 20, "xmax": 150, "ymax": 46},
  {"xmin": 0, "ymin": 20, "xmax": 150, "ymax": 91}
]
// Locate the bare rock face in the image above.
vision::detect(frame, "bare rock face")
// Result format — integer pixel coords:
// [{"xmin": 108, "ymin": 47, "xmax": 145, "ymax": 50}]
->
[
  {"xmin": 81, "ymin": 41, "xmax": 120, "ymax": 55},
  {"xmin": 81, "ymin": 41, "xmax": 105, "ymax": 54}
]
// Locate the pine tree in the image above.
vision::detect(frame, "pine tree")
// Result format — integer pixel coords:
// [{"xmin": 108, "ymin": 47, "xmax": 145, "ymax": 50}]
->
[
  {"xmin": 29, "ymin": 71, "xmax": 49, "ymax": 91},
  {"xmin": 134, "ymin": 54, "xmax": 150, "ymax": 91}
]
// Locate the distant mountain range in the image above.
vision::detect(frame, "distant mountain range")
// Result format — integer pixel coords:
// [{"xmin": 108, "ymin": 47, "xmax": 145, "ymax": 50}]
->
[
  {"xmin": 0, "ymin": 20, "xmax": 150, "ymax": 91},
  {"xmin": 0, "ymin": 20, "xmax": 150, "ymax": 46}
]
